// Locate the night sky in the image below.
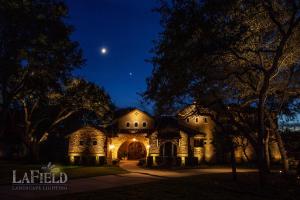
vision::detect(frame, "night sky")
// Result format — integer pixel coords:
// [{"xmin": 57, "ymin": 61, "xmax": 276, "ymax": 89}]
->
[{"xmin": 66, "ymin": 0, "xmax": 161, "ymax": 111}]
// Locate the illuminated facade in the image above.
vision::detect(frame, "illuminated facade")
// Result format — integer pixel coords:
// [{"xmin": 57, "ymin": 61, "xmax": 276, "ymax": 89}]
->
[{"xmin": 68, "ymin": 107, "xmax": 281, "ymax": 165}]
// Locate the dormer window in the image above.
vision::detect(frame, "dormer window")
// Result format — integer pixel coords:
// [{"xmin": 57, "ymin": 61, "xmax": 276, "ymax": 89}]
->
[
  {"xmin": 134, "ymin": 122, "xmax": 138, "ymax": 127},
  {"xmin": 126, "ymin": 122, "xmax": 130, "ymax": 127},
  {"xmin": 186, "ymin": 118, "xmax": 189, "ymax": 123},
  {"xmin": 142, "ymin": 122, "xmax": 147, "ymax": 127},
  {"xmin": 196, "ymin": 118, "xmax": 198, "ymax": 123},
  {"xmin": 204, "ymin": 117, "xmax": 208, "ymax": 123}
]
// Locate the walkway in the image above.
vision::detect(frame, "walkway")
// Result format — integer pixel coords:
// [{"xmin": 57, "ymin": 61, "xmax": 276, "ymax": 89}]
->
[
  {"xmin": 0, "ymin": 160, "xmax": 257, "ymax": 200},
  {"xmin": 120, "ymin": 160, "xmax": 257, "ymax": 178}
]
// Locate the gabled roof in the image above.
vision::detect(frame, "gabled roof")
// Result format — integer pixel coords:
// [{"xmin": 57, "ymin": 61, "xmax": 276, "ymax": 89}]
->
[
  {"xmin": 65, "ymin": 125, "xmax": 105, "ymax": 138},
  {"xmin": 113, "ymin": 107, "xmax": 153, "ymax": 119},
  {"xmin": 155, "ymin": 116, "xmax": 204, "ymax": 138}
]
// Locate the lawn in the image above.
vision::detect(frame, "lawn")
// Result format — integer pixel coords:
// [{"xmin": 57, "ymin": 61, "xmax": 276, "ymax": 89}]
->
[
  {"xmin": 0, "ymin": 161, "xmax": 127, "ymax": 185},
  {"xmin": 53, "ymin": 172, "xmax": 300, "ymax": 200}
]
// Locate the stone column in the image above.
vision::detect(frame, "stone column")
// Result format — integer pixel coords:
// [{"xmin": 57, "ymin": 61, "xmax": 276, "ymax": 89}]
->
[
  {"xmin": 69, "ymin": 155, "xmax": 75, "ymax": 164},
  {"xmin": 95, "ymin": 155, "xmax": 99, "ymax": 165},
  {"xmin": 151, "ymin": 154, "xmax": 159, "ymax": 166},
  {"xmin": 181, "ymin": 156, "xmax": 186, "ymax": 166}
]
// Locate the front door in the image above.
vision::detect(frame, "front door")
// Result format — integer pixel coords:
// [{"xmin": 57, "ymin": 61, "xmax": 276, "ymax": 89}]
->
[{"xmin": 128, "ymin": 142, "xmax": 146, "ymax": 160}]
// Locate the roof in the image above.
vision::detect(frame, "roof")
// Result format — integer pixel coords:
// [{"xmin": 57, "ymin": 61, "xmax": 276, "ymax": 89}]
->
[
  {"xmin": 113, "ymin": 107, "xmax": 153, "ymax": 119},
  {"xmin": 65, "ymin": 126, "xmax": 105, "ymax": 138},
  {"xmin": 155, "ymin": 116, "xmax": 204, "ymax": 138}
]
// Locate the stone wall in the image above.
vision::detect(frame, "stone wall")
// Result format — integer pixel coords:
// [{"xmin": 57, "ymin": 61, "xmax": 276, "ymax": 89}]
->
[
  {"xmin": 178, "ymin": 131, "xmax": 188, "ymax": 157},
  {"xmin": 117, "ymin": 109, "xmax": 154, "ymax": 130},
  {"xmin": 68, "ymin": 126, "xmax": 106, "ymax": 164}
]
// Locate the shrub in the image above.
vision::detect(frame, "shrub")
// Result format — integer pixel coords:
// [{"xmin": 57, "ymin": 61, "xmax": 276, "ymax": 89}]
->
[
  {"xmin": 112, "ymin": 159, "xmax": 120, "ymax": 166},
  {"xmin": 138, "ymin": 158, "xmax": 146, "ymax": 166},
  {"xmin": 99, "ymin": 156, "xmax": 106, "ymax": 165},
  {"xmin": 146, "ymin": 156, "xmax": 153, "ymax": 167}
]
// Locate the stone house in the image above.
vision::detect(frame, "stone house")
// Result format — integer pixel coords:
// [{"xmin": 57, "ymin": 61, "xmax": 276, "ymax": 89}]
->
[{"xmin": 67, "ymin": 107, "xmax": 281, "ymax": 165}]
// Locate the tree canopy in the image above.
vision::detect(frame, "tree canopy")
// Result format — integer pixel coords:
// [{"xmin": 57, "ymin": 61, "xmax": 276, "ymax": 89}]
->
[
  {"xmin": 144, "ymin": 0, "xmax": 300, "ymax": 184},
  {"xmin": 0, "ymin": 0, "xmax": 114, "ymax": 161}
]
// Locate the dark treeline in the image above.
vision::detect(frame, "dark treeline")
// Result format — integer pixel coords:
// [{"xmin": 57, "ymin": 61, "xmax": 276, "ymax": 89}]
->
[{"xmin": 0, "ymin": 0, "xmax": 114, "ymax": 162}]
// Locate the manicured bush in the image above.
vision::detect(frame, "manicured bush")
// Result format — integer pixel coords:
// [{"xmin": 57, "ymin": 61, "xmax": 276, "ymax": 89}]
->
[
  {"xmin": 99, "ymin": 156, "xmax": 106, "ymax": 165},
  {"xmin": 146, "ymin": 156, "xmax": 153, "ymax": 167},
  {"xmin": 138, "ymin": 158, "xmax": 146, "ymax": 166},
  {"xmin": 112, "ymin": 159, "xmax": 120, "ymax": 166}
]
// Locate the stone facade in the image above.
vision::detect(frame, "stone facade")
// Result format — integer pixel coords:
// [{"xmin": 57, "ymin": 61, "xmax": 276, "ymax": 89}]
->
[
  {"xmin": 67, "ymin": 107, "xmax": 281, "ymax": 165},
  {"xmin": 67, "ymin": 126, "xmax": 106, "ymax": 164}
]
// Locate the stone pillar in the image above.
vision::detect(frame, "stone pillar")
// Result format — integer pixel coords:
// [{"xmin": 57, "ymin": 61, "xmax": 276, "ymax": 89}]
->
[
  {"xmin": 151, "ymin": 154, "xmax": 159, "ymax": 166},
  {"xmin": 69, "ymin": 155, "xmax": 75, "ymax": 164},
  {"xmin": 181, "ymin": 156, "xmax": 186, "ymax": 166},
  {"xmin": 153, "ymin": 156, "xmax": 157, "ymax": 166},
  {"xmin": 204, "ymin": 139, "xmax": 215, "ymax": 163},
  {"xmin": 95, "ymin": 155, "xmax": 99, "ymax": 165}
]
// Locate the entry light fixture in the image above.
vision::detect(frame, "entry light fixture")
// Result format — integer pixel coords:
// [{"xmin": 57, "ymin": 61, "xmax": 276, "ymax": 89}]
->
[
  {"xmin": 109, "ymin": 144, "xmax": 115, "ymax": 150},
  {"xmin": 132, "ymin": 138, "xmax": 137, "ymax": 142}
]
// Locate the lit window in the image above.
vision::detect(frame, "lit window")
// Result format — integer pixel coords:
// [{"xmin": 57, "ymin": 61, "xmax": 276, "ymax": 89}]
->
[
  {"xmin": 126, "ymin": 122, "xmax": 130, "ymax": 127},
  {"xmin": 134, "ymin": 122, "xmax": 138, "ymax": 127},
  {"xmin": 79, "ymin": 141, "xmax": 84, "ymax": 145},
  {"xmin": 142, "ymin": 122, "xmax": 147, "ymax": 127},
  {"xmin": 93, "ymin": 141, "xmax": 97, "ymax": 145},
  {"xmin": 204, "ymin": 117, "xmax": 208, "ymax": 123},
  {"xmin": 196, "ymin": 118, "xmax": 198, "ymax": 123}
]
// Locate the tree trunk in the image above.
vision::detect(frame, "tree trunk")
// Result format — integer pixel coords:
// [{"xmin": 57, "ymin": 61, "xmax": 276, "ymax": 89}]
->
[
  {"xmin": 0, "ymin": 79, "xmax": 9, "ymax": 137},
  {"xmin": 264, "ymin": 130, "xmax": 270, "ymax": 173},
  {"xmin": 257, "ymin": 74, "xmax": 271, "ymax": 186},
  {"xmin": 231, "ymin": 141, "xmax": 237, "ymax": 181},
  {"xmin": 274, "ymin": 131, "xmax": 289, "ymax": 173},
  {"xmin": 28, "ymin": 140, "xmax": 40, "ymax": 162}
]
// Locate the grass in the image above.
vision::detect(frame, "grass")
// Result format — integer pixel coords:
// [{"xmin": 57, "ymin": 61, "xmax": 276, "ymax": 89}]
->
[
  {"xmin": 0, "ymin": 160, "xmax": 127, "ymax": 185},
  {"xmin": 53, "ymin": 172, "xmax": 300, "ymax": 200}
]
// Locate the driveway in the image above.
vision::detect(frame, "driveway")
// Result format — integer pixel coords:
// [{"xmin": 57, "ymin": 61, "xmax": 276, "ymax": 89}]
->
[
  {"xmin": 120, "ymin": 160, "xmax": 257, "ymax": 178},
  {"xmin": 0, "ymin": 160, "xmax": 257, "ymax": 199}
]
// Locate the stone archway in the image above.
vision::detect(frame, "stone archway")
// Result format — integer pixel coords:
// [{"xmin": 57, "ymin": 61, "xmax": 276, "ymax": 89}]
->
[
  {"xmin": 117, "ymin": 141, "xmax": 146, "ymax": 160},
  {"xmin": 110, "ymin": 134, "xmax": 149, "ymax": 160}
]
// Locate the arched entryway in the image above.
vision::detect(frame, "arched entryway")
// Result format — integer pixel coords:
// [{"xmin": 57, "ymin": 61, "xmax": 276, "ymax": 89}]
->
[
  {"xmin": 160, "ymin": 142, "xmax": 177, "ymax": 157},
  {"xmin": 118, "ymin": 141, "xmax": 146, "ymax": 160}
]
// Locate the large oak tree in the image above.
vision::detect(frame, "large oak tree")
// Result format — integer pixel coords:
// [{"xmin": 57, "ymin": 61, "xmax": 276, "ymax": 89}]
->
[{"xmin": 144, "ymin": 0, "xmax": 300, "ymax": 185}]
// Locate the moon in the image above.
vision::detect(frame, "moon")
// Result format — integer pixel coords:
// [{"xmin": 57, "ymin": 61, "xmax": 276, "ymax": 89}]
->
[{"xmin": 100, "ymin": 47, "xmax": 107, "ymax": 55}]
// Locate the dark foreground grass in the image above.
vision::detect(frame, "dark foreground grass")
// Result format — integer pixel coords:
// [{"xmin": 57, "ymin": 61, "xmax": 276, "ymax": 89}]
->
[
  {"xmin": 53, "ymin": 172, "xmax": 300, "ymax": 200},
  {"xmin": 0, "ymin": 161, "xmax": 127, "ymax": 185}
]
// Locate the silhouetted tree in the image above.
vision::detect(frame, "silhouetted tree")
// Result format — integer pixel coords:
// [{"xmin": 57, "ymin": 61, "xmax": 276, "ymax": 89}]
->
[{"xmin": 0, "ymin": 0, "xmax": 84, "ymax": 135}]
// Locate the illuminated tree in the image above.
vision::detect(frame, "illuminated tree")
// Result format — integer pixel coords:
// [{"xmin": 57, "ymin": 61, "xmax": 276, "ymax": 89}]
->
[
  {"xmin": 144, "ymin": 0, "xmax": 300, "ymax": 185},
  {"xmin": 21, "ymin": 78, "xmax": 114, "ymax": 161}
]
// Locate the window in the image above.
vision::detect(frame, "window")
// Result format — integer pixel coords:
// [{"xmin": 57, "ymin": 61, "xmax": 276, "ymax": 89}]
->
[
  {"xmin": 79, "ymin": 141, "xmax": 84, "ymax": 145},
  {"xmin": 195, "ymin": 118, "xmax": 198, "ymax": 123},
  {"xmin": 142, "ymin": 122, "xmax": 147, "ymax": 127},
  {"xmin": 204, "ymin": 117, "xmax": 208, "ymax": 123},
  {"xmin": 93, "ymin": 141, "xmax": 97, "ymax": 145},
  {"xmin": 194, "ymin": 139, "xmax": 204, "ymax": 147},
  {"xmin": 134, "ymin": 122, "xmax": 138, "ymax": 127},
  {"xmin": 186, "ymin": 118, "xmax": 189, "ymax": 123},
  {"xmin": 126, "ymin": 122, "xmax": 130, "ymax": 127}
]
